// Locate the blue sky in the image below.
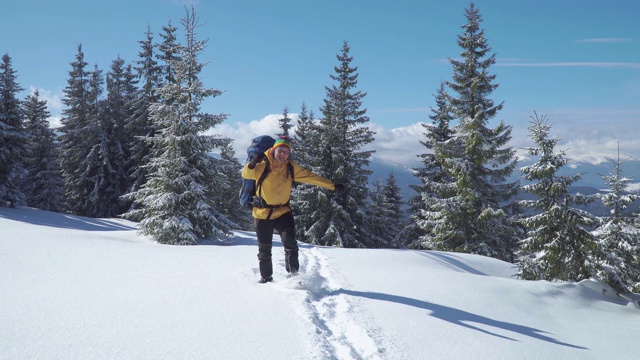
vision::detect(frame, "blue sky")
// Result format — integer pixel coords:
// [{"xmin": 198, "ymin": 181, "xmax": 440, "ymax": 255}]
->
[{"xmin": 2, "ymin": 0, "xmax": 639, "ymax": 165}]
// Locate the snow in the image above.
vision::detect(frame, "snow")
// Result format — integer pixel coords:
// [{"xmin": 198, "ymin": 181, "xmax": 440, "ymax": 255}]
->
[{"xmin": 1, "ymin": 207, "xmax": 638, "ymax": 360}]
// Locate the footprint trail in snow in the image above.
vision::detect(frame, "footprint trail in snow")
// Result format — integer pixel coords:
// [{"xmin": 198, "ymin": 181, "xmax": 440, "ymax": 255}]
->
[{"xmin": 289, "ymin": 247, "xmax": 390, "ymax": 360}]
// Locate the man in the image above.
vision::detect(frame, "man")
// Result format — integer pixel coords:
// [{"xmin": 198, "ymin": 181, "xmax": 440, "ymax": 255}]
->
[{"xmin": 242, "ymin": 136, "xmax": 344, "ymax": 283}]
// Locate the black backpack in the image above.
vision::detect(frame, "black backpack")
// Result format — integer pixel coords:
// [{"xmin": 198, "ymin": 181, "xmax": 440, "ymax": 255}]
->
[{"xmin": 239, "ymin": 135, "xmax": 294, "ymax": 208}]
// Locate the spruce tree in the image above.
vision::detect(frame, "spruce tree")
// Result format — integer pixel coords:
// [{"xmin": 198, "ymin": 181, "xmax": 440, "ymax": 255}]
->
[
  {"xmin": 291, "ymin": 101, "xmax": 317, "ymax": 169},
  {"xmin": 296, "ymin": 41, "xmax": 375, "ymax": 248},
  {"xmin": 123, "ymin": 7, "xmax": 233, "ymax": 245},
  {"xmin": 277, "ymin": 105, "xmax": 293, "ymax": 137},
  {"xmin": 364, "ymin": 173, "xmax": 404, "ymax": 248},
  {"xmin": 81, "ymin": 57, "xmax": 134, "ymax": 217},
  {"xmin": 365, "ymin": 178, "xmax": 393, "ymax": 247},
  {"xmin": 405, "ymin": 82, "xmax": 456, "ymax": 249},
  {"xmin": 59, "ymin": 45, "xmax": 93, "ymax": 214},
  {"xmin": 0, "ymin": 53, "xmax": 28, "ymax": 207},
  {"xmin": 518, "ymin": 114, "xmax": 597, "ymax": 282},
  {"xmin": 436, "ymin": 3, "xmax": 519, "ymax": 260},
  {"xmin": 592, "ymin": 152, "xmax": 640, "ymax": 293},
  {"xmin": 23, "ymin": 90, "xmax": 64, "ymax": 211},
  {"xmin": 125, "ymin": 26, "xmax": 162, "ymax": 210},
  {"xmin": 216, "ymin": 140, "xmax": 251, "ymax": 230}
]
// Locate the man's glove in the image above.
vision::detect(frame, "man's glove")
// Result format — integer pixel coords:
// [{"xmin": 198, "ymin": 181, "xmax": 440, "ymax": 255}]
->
[
  {"xmin": 334, "ymin": 183, "xmax": 345, "ymax": 193},
  {"xmin": 248, "ymin": 153, "xmax": 265, "ymax": 169}
]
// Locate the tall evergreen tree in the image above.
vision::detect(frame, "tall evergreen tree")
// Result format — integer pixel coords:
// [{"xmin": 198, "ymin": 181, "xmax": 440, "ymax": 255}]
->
[
  {"xmin": 296, "ymin": 41, "xmax": 375, "ymax": 248},
  {"xmin": 123, "ymin": 7, "xmax": 233, "ymax": 245},
  {"xmin": 68, "ymin": 64, "xmax": 108, "ymax": 217},
  {"xmin": 59, "ymin": 45, "xmax": 93, "ymax": 214},
  {"xmin": 518, "ymin": 114, "xmax": 597, "ymax": 282},
  {"xmin": 0, "ymin": 53, "xmax": 28, "ymax": 207},
  {"xmin": 82, "ymin": 57, "xmax": 134, "ymax": 217},
  {"xmin": 592, "ymin": 152, "xmax": 640, "ymax": 293},
  {"xmin": 156, "ymin": 21, "xmax": 179, "ymax": 85},
  {"xmin": 216, "ymin": 140, "xmax": 251, "ymax": 230},
  {"xmin": 23, "ymin": 90, "xmax": 64, "ymax": 211},
  {"xmin": 405, "ymin": 82, "xmax": 456, "ymax": 248},
  {"xmin": 277, "ymin": 105, "xmax": 293, "ymax": 137},
  {"xmin": 364, "ymin": 173, "xmax": 404, "ymax": 248},
  {"xmin": 436, "ymin": 3, "xmax": 519, "ymax": 260},
  {"xmin": 126, "ymin": 26, "xmax": 162, "ymax": 208}
]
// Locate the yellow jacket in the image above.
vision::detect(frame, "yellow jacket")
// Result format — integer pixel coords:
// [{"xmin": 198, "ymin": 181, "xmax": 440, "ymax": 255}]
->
[{"xmin": 242, "ymin": 148, "xmax": 336, "ymax": 220}]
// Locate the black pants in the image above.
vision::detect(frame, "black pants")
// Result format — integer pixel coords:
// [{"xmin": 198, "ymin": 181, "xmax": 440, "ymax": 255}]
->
[{"xmin": 255, "ymin": 211, "xmax": 299, "ymax": 279}]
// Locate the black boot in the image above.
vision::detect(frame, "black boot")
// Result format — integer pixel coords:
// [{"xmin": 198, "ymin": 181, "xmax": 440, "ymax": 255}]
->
[
  {"xmin": 257, "ymin": 243, "xmax": 273, "ymax": 280},
  {"xmin": 259, "ymin": 276, "xmax": 273, "ymax": 284},
  {"xmin": 285, "ymin": 248, "xmax": 299, "ymax": 275}
]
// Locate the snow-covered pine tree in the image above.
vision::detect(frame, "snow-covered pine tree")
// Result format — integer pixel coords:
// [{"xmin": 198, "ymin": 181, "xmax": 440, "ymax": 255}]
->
[
  {"xmin": 59, "ymin": 45, "xmax": 94, "ymax": 215},
  {"xmin": 364, "ymin": 178, "xmax": 394, "ymax": 247},
  {"xmin": 291, "ymin": 102, "xmax": 317, "ymax": 169},
  {"xmin": 70, "ymin": 65, "xmax": 107, "ymax": 216},
  {"xmin": 517, "ymin": 114, "xmax": 597, "ymax": 282},
  {"xmin": 384, "ymin": 172, "xmax": 406, "ymax": 248},
  {"xmin": 215, "ymin": 140, "xmax": 251, "ymax": 230},
  {"xmin": 438, "ymin": 3, "xmax": 519, "ymax": 260},
  {"xmin": 592, "ymin": 152, "xmax": 640, "ymax": 293},
  {"xmin": 297, "ymin": 41, "xmax": 375, "ymax": 248},
  {"xmin": 277, "ymin": 105, "xmax": 293, "ymax": 137},
  {"xmin": 405, "ymin": 82, "xmax": 456, "ymax": 249},
  {"xmin": 0, "ymin": 53, "xmax": 28, "ymax": 208},
  {"xmin": 123, "ymin": 7, "xmax": 233, "ymax": 245},
  {"xmin": 81, "ymin": 57, "xmax": 136, "ymax": 217},
  {"xmin": 156, "ymin": 21, "xmax": 180, "ymax": 85},
  {"xmin": 364, "ymin": 173, "xmax": 405, "ymax": 248},
  {"xmin": 124, "ymin": 26, "xmax": 162, "ymax": 217},
  {"xmin": 23, "ymin": 90, "xmax": 64, "ymax": 211}
]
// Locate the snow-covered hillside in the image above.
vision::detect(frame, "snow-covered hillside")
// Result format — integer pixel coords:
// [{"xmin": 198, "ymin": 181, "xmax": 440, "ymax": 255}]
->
[{"xmin": 1, "ymin": 207, "xmax": 638, "ymax": 360}]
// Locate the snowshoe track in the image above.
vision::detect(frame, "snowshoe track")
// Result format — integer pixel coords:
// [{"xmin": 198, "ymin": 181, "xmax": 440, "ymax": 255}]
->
[{"xmin": 296, "ymin": 247, "xmax": 387, "ymax": 360}]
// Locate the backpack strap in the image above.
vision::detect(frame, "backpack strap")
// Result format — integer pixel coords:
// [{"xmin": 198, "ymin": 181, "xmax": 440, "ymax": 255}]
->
[{"xmin": 255, "ymin": 157, "xmax": 271, "ymax": 200}]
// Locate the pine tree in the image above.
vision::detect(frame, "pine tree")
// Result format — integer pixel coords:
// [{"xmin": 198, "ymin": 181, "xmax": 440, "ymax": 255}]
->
[
  {"xmin": 123, "ymin": 7, "xmax": 233, "ymax": 245},
  {"xmin": 68, "ymin": 64, "xmax": 110, "ymax": 217},
  {"xmin": 383, "ymin": 172, "xmax": 405, "ymax": 247},
  {"xmin": 592, "ymin": 151, "xmax": 640, "ymax": 293},
  {"xmin": 125, "ymin": 26, "xmax": 162, "ymax": 211},
  {"xmin": 365, "ymin": 178, "xmax": 394, "ymax": 247},
  {"xmin": 156, "ymin": 21, "xmax": 180, "ymax": 85},
  {"xmin": 296, "ymin": 41, "xmax": 375, "ymax": 248},
  {"xmin": 0, "ymin": 53, "xmax": 28, "ymax": 207},
  {"xmin": 216, "ymin": 140, "xmax": 251, "ymax": 230},
  {"xmin": 436, "ymin": 3, "xmax": 519, "ymax": 260},
  {"xmin": 518, "ymin": 114, "xmax": 597, "ymax": 282},
  {"xmin": 277, "ymin": 105, "xmax": 293, "ymax": 137},
  {"xmin": 405, "ymin": 82, "xmax": 456, "ymax": 248},
  {"xmin": 23, "ymin": 90, "xmax": 64, "ymax": 211},
  {"xmin": 364, "ymin": 173, "xmax": 404, "ymax": 248},
  {"xmin": 81, "ymin": 57, "xmax": 135, "ymax": 217},
  {"xmin": 59, "ymin": 45, "xmax": 93, "ymax": 215}
]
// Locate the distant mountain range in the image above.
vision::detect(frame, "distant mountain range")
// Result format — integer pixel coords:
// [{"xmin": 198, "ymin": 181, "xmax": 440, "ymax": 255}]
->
[{"xmin": 367, "ymin": 157, "xmax": 640, "ymax": 216}]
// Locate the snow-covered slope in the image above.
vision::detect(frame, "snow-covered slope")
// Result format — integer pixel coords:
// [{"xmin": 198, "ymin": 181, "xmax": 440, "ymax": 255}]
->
[{"xmin": 1, "ymin": 207, "xmax": 638, "ymax": 360}]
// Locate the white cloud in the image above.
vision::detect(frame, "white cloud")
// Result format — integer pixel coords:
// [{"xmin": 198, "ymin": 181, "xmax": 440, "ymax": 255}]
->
[
  {"xmin": 209, "ymin": 115, "xmax": 427, "ymax": 165},
  {"xmin": 207, "ymin": 113, "xmax": 294, "ymax": 159},
  {"xmin": 209, "ymin": 110, "xmax": 639, "ymax": 167}
]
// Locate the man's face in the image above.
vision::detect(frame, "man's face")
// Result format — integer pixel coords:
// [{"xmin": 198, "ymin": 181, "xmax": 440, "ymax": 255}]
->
[{"xmin": 274, "ymin": 146, "xmax": 291, "ymax": 162}]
